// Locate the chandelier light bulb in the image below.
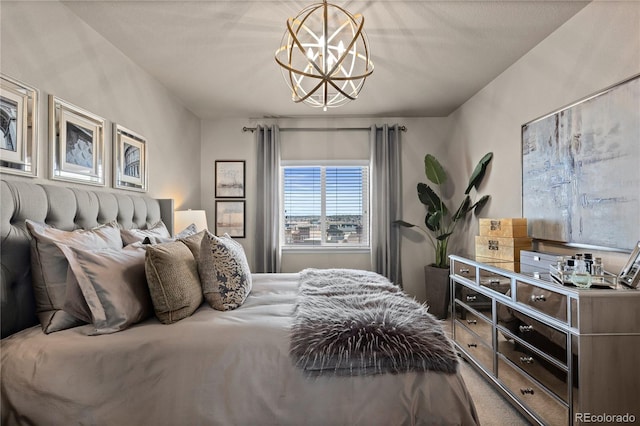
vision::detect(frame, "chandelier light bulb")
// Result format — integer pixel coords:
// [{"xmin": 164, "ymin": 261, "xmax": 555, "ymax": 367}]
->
[{"xmin": 274, "ymin": 0, "xmax": 374, "ymax": 110}]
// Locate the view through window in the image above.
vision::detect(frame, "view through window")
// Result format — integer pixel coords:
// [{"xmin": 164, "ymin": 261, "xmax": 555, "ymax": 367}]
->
[{"xmin": 281, "ymin": 164, "xmax": 369, "ymax": 247}]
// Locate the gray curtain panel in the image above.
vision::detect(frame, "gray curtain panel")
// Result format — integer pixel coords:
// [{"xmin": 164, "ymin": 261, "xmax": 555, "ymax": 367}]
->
[
  {"xmin": 255, "ymin": 125, "xmax": 281, "ymax": 273},
  {"xmin": 370, "ymin": 124, "xmax": 402, "ymax": 287}
]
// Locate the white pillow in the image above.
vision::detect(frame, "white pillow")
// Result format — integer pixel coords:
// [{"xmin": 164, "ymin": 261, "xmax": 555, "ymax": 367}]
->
[
  {"xmin": 26, "ymin": 220, "xmax": 123, "ymax": 333},
  {"xmin": 120, "ymin": 221, "xmax": 172, "ymax": 246},
  {"xmin": 57, "ymin": 243, "xmax": 153, "ymax": 335}
]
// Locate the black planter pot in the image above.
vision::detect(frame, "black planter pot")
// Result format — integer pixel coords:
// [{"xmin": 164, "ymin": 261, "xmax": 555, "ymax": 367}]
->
[{"xmin": 424, "ymin": 265, "xmax": 451, "ymax": 319}]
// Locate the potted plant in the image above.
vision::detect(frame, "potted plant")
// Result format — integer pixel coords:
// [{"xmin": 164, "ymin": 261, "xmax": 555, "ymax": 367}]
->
[{"xmin": 395, "ymin": 152, "xmax": 493, "ymax": 318}]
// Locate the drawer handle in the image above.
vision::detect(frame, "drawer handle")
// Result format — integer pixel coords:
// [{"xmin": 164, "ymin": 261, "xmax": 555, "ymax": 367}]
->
[
  {"xmin": 520, "ymin": 388, "xmax": 535, "ymax": 395},
  {"xmin": 519, "ymin": 356, "xmax": 534, "ymax": 364},
  {"xmin": 467, "ymin": 343, "xmax": 477, "ymax": 348},
  {"xmin": 466, "ymin": 295, "xmax": 477, "ymax": 302},
  {"xmin": 489, "ymin": 278, "xmax": 501, "ymax": 284},
  {"xmin": 466, "ymin": 319, "xmax": 477, "ymax": 325},
  {"xmin": 534, "ymin": 256, "xmax": 540, "ymax": 261},
  {"xmin": 530, "ymin": 294, "xmax": 546, "ymax": 302},
  {"xmin": 459, "ymin": 268, "xmax": 470, "ymax": 274},
  {"xmin": 519, "ymin": 324, "xmax": 534, "ymax": 333}
]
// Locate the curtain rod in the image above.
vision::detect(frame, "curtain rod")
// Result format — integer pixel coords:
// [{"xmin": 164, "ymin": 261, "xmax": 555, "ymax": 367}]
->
[{"xmin": 242, "ymin": 125, "xmax": 407, "ymax": 133}]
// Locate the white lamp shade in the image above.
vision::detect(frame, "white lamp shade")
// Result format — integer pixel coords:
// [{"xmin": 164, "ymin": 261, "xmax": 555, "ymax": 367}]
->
[{"xmin": 174, "ymin": 210, "xmax": 208, "ymax": 234}]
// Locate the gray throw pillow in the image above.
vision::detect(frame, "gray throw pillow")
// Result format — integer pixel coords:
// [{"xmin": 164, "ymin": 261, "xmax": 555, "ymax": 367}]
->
[
  {"xmin": 145, "ymin": 241, "xmax": 203, "ymax": 324},
  {"xmin": 57, "ymin": 243, "xmax": 153, "ymax": 335},
  {"xmin": 178, "ymin": 230, "xmax": 206, "ymax": 262},
  {"xmin": 63, "ymin": 265, "xmax": 92, "ymax": 323},
  {"xmin": 198, "ymin": 230, "xmax": 252, "ymax": 311},
  {"xmin": 120, "ymin": 221, "xmax": 173, "ymax": 246},
  {"xmin": 26, "ymin": 220, "xmax": 123, "ymax": 333}
]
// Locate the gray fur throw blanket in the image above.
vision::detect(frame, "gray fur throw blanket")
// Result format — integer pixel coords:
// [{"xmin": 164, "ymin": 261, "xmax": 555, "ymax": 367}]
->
[{"xmin": 290, "ymin": 268, "xmax": 458, "ymax": 376}]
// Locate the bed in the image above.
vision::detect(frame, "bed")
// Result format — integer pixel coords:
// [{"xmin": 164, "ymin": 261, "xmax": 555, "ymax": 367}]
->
[{"xmin": 0, "ymin": 179, "xmax": 479, "ymax": 425}]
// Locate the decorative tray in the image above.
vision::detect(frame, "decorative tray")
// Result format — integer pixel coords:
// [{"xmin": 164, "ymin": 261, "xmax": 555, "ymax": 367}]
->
[{"xmin": 549, "ymin": 265, "xmax": 618, "ymax": 288}]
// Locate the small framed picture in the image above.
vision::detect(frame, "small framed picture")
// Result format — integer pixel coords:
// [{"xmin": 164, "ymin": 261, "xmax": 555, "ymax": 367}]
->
[
  {"xmin": 619, "ymin": 241, "xmax": 640, "ymax": 288},
  {"xmin": 215, "ymin": 160, "xmax": 245, "ymax": 198},
  {"xmin": 0, "ymin": 74, "xmax": 38, "ymax": 177},
  {"xmin": 113, "ymin": 124, "xmax": 147, "ymax": 192},
  {"xmin": 49, "ymin": 95, "xmax": 105, "ymax": 186},
  {"xmin": 215, "ymin": 200, "xmax": 245, "ymax": 238}
]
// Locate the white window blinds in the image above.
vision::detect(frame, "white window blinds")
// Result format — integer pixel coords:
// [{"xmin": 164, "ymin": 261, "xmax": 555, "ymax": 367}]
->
[{"xmin": 282, "ymin": 164, "xmax": 369, "ymax": 247}]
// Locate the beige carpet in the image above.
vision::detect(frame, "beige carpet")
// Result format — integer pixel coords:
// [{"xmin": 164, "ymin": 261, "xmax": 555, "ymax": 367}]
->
[
  {"xmin": 458, "ymin": 358, "xmax": 531, "ymax": 425},
  {"xmin": 444, "ymin": 322, "xmax": 532, "ymax": 426}
]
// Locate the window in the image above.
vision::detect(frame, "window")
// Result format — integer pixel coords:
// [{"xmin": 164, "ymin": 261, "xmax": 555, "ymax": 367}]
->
[{"xmin": 281, "ymin": 162, "xmax": 369, "ymax": 248}]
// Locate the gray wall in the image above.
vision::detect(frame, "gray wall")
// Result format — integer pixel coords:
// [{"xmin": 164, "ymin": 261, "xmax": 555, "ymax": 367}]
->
[
  {"xmin": 200, "ymin": 117, "xmax": 447, "ymax": 300},
  {"xmin": 0, "ymin": 1, "xmax": 202, "ymax": 213},
  {"xmin": 4, "ymin": 1, "xmax": 637, "ymax": 301},
  {"xmin": 443, "ymin": 1, "xmax": 640, "ymax": 272},
  {"xmin": 200, "ymin": 1, "xmax": 640, "ymax": 300}
]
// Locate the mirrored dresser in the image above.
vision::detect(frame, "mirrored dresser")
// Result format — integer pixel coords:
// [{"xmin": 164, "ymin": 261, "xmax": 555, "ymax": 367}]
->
[{"xmin": 450, "ymin": 253, "xmax": 640, "ymax": 425}]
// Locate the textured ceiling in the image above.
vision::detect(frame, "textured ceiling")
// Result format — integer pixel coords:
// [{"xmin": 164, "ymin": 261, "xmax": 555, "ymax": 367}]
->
[{"xmin": 62, "ymin": 0, "xmax": 590, "ymax": 119}]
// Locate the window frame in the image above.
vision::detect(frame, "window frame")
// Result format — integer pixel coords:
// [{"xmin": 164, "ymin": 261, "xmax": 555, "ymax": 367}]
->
[{"xmin": 280, "ymin": 159, "xmax": 370, "ymax": 252}]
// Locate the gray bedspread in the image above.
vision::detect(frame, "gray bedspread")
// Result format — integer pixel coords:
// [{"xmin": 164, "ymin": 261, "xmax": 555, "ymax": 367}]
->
[{"xmin": 1, "ymin": 273, "xmax": 478, "ymax": 426}]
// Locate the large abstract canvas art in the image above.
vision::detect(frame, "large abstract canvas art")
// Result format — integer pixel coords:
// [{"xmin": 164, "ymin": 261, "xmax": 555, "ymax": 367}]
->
[{"xmin": 522, "ymin": 75, "xmax": 639, "ymax": 251}]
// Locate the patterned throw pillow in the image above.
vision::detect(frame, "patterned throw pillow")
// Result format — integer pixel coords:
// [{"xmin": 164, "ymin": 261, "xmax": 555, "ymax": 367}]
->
[{"xmin": 198, "ymin": 230, "xmax": 252, "ymax": 311}]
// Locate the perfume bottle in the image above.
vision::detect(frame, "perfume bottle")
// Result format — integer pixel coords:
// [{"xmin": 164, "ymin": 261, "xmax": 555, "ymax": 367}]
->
[
  {"xmin": 592, "ymin": 257, "xmax": 604, "ymax": 284},
  {"xmin": 593, "ymin": 257, "xmax": 603, "ymax": 276},
  {"xmin": 564, "ymin": 258, "xmax": 575, "ymax": 273},
  {"xmin": 584, "ymin": 253, "xmax": 593, "ymax": 273},
  {"xmin": 571, "ymin": 254, "xmax": 592, "ymax": 288}
]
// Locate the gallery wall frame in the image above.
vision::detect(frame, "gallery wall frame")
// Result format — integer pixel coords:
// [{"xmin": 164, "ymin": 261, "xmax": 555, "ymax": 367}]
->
[
  {"xmin": 49, "ymin": 95, "xmax": 105, "ymax": 186},
  {"xmin": 215, "ymin": 160, "xmax": 245, "ymax": 198},
  {"xmin": 0, "ymin": 74, "xmax": 38, "ymax": 177},
  {"xmin": 215, "ymin": 200, "xmax": 245, "ymax": 238},
  {"xmin": 522, "ymin": 74, "xmax": 640, "ymax": 251},
  {"xmin": 113, "ymin": 123, "xmax": 148, "ymax": 192}
]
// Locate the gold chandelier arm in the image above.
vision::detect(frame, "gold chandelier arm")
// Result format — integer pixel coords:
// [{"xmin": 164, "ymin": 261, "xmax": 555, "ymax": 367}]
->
[
  {"xmin": 328, "ymin": 16, "xmax": 370, "ymax": 78},
  {"xmin": 275, "ymin": 51, "xmax": 327, "ymax": 80},
  {"xmin": 286, "ymin": 18, "xmax": 326, "ymax": 78}
]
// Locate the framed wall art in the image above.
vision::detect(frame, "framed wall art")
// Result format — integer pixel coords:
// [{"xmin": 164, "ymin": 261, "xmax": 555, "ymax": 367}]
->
[
  {"xmin": 619, "ymin": 241, "xmax": 640, "ymax": 288},
  {"xmin": 0, "ymin": 74, "xmax": 38, "ymax": 177},
  {"xmin": 215, "ymin": 160, "xmax": 245, "ymax": 198},
  {"xmin": 113, "ymin": 123, "xmax": 147, "ymax": 192},
  {"xmin": 49, "ymin": 95, "xmax": 105, "ymax": 186},
  {"xmin": 522, "ymin": 74, "xmax": 640, "ymax": 251},
  {"xmin": 215, "ymin": 200, "xmax": 245, "ymax": 238}
]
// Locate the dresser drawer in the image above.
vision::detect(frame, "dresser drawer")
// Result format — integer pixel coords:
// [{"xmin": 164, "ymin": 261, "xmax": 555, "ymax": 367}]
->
[
  {"xmin": 454, "ymin": 319, "xmax": 494, "ymax": 372},
  {"xmin": 498, "ymin": 302, "xmax": 568, "ymax": 366},
  {"xmin": 454, "ymin": 302, "xmax": 492, "ymax": 343},
  {"xmin": 515, "ymin": 281, "xmax": 567, "ymax": 323},
  {"xmin": 497, "ymin": 331, "xmax": 569, "ymax": 403},
  {"xmin": 497, "ymin": 356, "xmax": 569, "ymax": 426},
  {"xmin": 475, "ymin": 256, "xmax": 520, "ymax": 273},
  {"xmin": 452, "ymin": 258, "xmax": 476, "ymax": 281},
  {"xmin": 478, "ymin": 268, "xmax": 511, "ymax": 296},
  {"xmin": 454, "ymin": 282, "xmax": 492, "ymax": 319}
]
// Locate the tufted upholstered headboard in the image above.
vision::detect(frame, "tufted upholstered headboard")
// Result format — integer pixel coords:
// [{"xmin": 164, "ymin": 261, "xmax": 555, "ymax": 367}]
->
[{"xmin": 0, "ymin": 179, "xmax": 174, "ymax": 338}]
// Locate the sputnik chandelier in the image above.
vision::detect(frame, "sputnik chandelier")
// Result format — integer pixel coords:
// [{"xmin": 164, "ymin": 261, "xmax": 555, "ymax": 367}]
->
[{"xmin": 274, "ymin": 0, "xmax": 374, "ymax": 111}]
